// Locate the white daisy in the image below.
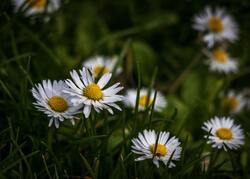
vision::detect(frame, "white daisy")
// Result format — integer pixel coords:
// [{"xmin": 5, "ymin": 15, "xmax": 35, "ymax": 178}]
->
[
  {"xmin": 202, "ymin": 116, "xmax": 244, "ymax": 151},
  {"xmin": 131, "ymin": 129, "xmax": 182, "ymax": 168},
  {"xmin": 64, "ymin": 67, "xmax": 124, "ymax": 118},
  {"xmin": 223, "ymin": 91, "xmax": 245, "ymax": 114},
  {"xmin": 13, "ymin": 0, "xmax": 60, "ymax": 16},
  {"xmin": 124, "ymin": 88, "xmax": 167, "ymax": 112},
  {"xmin": 205, "ymin": 48, "xmax": 238, "ymax": 73},
  {"xmin": 83, "ymin": 55, "xmax": 122, "ymax": 78},
  {"xmin": 193, "ymin": 7, "xmax": 238, "ymax": 47},
  {"xmin": 31, "ymin": 80, "xmax": 81, "ymax": 128}
]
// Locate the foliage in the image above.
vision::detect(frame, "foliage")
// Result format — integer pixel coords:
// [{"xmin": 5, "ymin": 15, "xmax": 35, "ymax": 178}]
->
[{"xmin": 0, "ymin": 0, "xmax": 250, "ymax": 178}]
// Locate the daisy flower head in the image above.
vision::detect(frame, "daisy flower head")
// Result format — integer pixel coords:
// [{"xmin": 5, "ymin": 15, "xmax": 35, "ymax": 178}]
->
[
  {"xmin": 202, "ymin": 116, "xmax": 244, "ymax": 151},
  {"xmin": 193, "ymin": 6, "xmax": 238, "ymax": 47},
  {"xmin": 124, "ymin": 89, "xmax": 167, "ymax": 112},
  {"xmin": 131, "ymin": 129, "xmax": 182, "ymax": 168},
  {"xmin": 205, "ymin": 48, "xmax": 238, "ymax": 73},
  {"xmin": 12, "ymin": 0, "xmax": 60, "ymax": 16},
  {"xmin": 31, "ymin": 80, "xmax": 81, "ymax": 128},
  {"xmin": 64, "ymin": 67, "xmax": 124, "ymax": 118},
  {"xmin": 223, "ymin": 90, "xmax": 245, "ymax": 114},
  {"xmin": 83, "ymin": 55, "xmax": 122, "ymax": 78}
]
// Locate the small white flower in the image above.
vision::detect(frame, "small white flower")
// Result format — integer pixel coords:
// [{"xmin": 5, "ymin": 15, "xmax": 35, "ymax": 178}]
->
[
  {"xmin": 64, "ymin": 67, "xmax": 124, "ymax": 118},
  {"xmin": 193, "ymin": 7, "xmax": 238, "ymax": 47},
  {"xmin": 13, "ymin": 0, "xmax": 60, "ymax": 16},
  {"xmin": 223, "ymin": 91, "xmax": 245, "ymax": 114},
  {"xmin": 124, "ymin": 89, "xmax": 167, "ymax": 112},
  {"xmin": 131, "ymin": 129, "xmax": 182, "ymax": 168},
  {"xmin": 31, "ymin": 80, "xmax": 80, "ymax": 128},
  {"xmin": 202, "ymin": 116, "xmax": 244, "ymax": 151},
  {"xmin": 83, "ymin": 55, "xmax": 122, "ymax": 78},
  {"xmin": 204, "ymin": 48, "xmax": 238, "ymax": 73}
]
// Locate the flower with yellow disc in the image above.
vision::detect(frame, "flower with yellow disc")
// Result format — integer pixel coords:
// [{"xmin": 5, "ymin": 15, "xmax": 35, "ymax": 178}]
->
[
  {"xmin": 204, "ymin": 48, "xmax": 238, "ymax": 73},
  {"xmin": 193, "ymin": 7, "xmax": 238, "ymax": 47},
  {"xmin": 83, "ymin": 55, "xmax": 122, "ymax": 78},
  {"xmin": 202, "ymin": 116, "xmax": 244, "ymax": 151},
  {"xmin": 64, "ymin": 67, "xmax": 124, "ymax": 118},
  {"xmin": 31, "ymin": 80, "xmax": 81, "ymax": 128},
  {"xmin": 131, "ymin": 129, "xmax": 182, "ymax": 168},
  {"xmin": 223, "ymin": 91, "xmax": 246, "ymax": 114},
  {"xmin": 124, "ymin": 88, "xmax": 167, "ymax": 112},
  {"xmin": 12, "ymin": 0, "xmax": 60, "ymax": 16}
]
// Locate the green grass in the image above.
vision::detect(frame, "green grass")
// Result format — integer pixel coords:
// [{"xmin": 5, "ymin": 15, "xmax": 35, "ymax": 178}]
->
[{"xmin": 1, "ymin": 0, "xmax": 250, "ymax": 178}]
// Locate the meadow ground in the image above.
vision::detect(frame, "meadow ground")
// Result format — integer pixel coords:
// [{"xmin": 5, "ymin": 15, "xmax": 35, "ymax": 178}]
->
[{"xmin": 0, "ymin": 0, "xmax": 250, "ymax": 178}]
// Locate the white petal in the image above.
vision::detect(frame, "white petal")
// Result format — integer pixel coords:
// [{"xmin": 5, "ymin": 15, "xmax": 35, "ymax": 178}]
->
[
  {"xmin": 97, "ymin": 73, "xmax": 112, "ymax": 89},
  {"xmin": 83, "ymin": 105, "xmax": 91, "ymax": 118}
]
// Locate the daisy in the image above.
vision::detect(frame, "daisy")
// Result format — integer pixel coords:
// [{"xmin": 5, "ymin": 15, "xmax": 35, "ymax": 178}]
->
[
  {"xmin": 193, "ymin": 7, "xmax": 238, "ymax": 47},
  {"xmin": 83, "ymin": 55, "xmax": 122, "ymax": 78},
  {"xmin": 223, "ymin": 91, "xmax": 245, "ymax": 114},
  {"xmin": 12, "ymin": 0, "xmax": 60, "ymax": 16},
  {"xmin": 31, "ymin": 80, "xmax": 81, "ymax": 128},
  {"xmin": 202, "ymin": 116, "xmax": 244, "ymax": 151},
  {"xmin": 131, "ymin": 129, "xmax": 182, "ymax": 168},
  {"xmin": 64, "ymin": 67, "xmax": 124, "ymax": 118},
  {"xmin": 124, "ymin": 89, "xmax": 167, "ymax": 112},
  {"xmin": 205, "ymin": 48, "xmax": 238, "ymax": 73}
]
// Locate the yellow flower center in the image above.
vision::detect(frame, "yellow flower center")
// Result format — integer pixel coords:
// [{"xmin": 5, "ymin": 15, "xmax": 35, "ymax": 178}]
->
[
  {"xmin": 48, "ymin": 96, "xmax": 68, "ymax": 112},
  {"xmin": 93, "ymin": 65, "xmax": 109, "ymax": 77},
  {"xmin": 225, "ymin": 96, "xmax": 239, "ymax": 110},
  {"xmin": 139, "ymin": 95, "xmax": 152, "ymax": 108},
  {"xmin": 27, "ymin": 0, "xmax": 46, "ymax": 9},
  {"xmin": 83, "ymin": 83, "xmax": 103, "ymax": 101},
  {"xmin": 150, "ymin": 144, "xmax": 168, "ymax": 157},
  {"xmin": 216, "ymin": 128, "xmax": 233, "ymax": 140},
  {"xmin": 212, "ymin": 49, "xmax": 228, "ymax": 64},
  {"xmin": 208, "ymin": 16, "xmax": 224, "ymax": 33}
]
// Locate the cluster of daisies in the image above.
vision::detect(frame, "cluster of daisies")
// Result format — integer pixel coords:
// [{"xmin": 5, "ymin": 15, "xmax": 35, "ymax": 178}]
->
[
  {"xmin": 132, "ymin": 6, "xmax": 247, "ymax": 169},
  {"xmin": 32, "ymin": 56, "xmax": 168, "ymax": 128},
  {"xmin": 131, "ymin": 118, "xmax": 244, "ymax": 168},
  {"xmin": 23, "ymin": 2, "xmax": 247, "ymax": 169},
  {"xmin": 131, "ymin": 115, "xmax": 245, "ymax": 168},
  {"xmin": 132, "ymin": 115, "xmax": 245, "ymax": 168},
  {"xmin": 32, "ymin": 56, "xmax": 245, "ymax": 169},
  {"xmin": 222, "ymin": 90, "xmax": 246, "ymax": 114},
  {"xmin": 31, "ymin": 55, "xmax": 168, "ymax": 125},
  {"xmin": 193, "ymin": 6, "xmax": 239, "ymax": 74},
  {"xmin": 193, "ymin": 7, "xmax": 249, "ymax": 115},
  {"xmin": 192, "ymin": 7, "xmax": 245, "ymax": 147},
  {"xmin": 32, "ymin": 56, "xmax": 124, "ymax": 128}
]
